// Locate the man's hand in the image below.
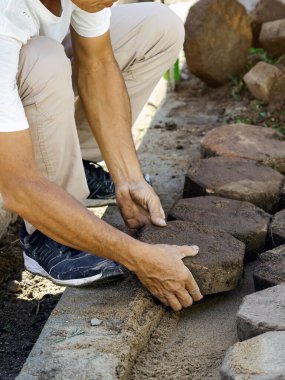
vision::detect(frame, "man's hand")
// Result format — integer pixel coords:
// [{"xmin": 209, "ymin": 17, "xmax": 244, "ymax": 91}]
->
[
  {"xmin": 116, "ymin": 180, "xmax": 166, "ymax": 229},
  {"xmin": 134, "ymin": 244, "xmax": 203, "ymax": 311}
]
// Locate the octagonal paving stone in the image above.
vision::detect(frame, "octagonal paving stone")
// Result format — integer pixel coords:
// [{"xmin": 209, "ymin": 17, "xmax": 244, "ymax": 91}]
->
[
  {"xmin": 183, "ymin": 157, "xmax": 284, "ymax": 213},
  {"xmin": 220, "ymin": 332, "xmax": 285, "ymax": 380},
  {"xmin": 168, "ymin": 196, "xmax": 271, "ymax": 261},
  {"xmin": 269, "ymin": 209, "xmax": 285, "ymax": 247},
  {"xmin": 138, "ymin": 220, "xmax": 245, "ymax": 295},
  {"xmin": 237, "ymin": 283, "xmax": 285, "ymax": 341},
  {"xmin": 253, "ymin": 245, "xmax": 285, "ymax": 291},
  {"xmin": 201, "ymin": 124, "xmax": 285, "ymax": 173}
]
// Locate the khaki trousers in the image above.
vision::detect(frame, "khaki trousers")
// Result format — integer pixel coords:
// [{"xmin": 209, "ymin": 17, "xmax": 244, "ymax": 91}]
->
[{"xmin": 18, "ymin": 3, "xmax": 184, "ymax": 205}]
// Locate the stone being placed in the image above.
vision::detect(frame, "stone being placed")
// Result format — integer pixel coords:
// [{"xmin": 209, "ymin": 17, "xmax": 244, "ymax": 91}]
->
[
  {"xmin": 201, "ymin": 124, "xmax": 285, "ymax": 174},
  {"xmin": 138, "ymin": 220, "xmax": 245, "ymax": 295},
  {"xmin": 220, "ymin": 331, "xmax": 285, "ymax": 380},
  {"xmin": 183, "ymin": 157, "xmax": 284, "ymax": 213},
  {"xmin": 168, "ymin": 196, "xmax": 270, "ymax": 261},
  {"xmin": 243, "ymin": 62, "xmax": 282, "ymax": 102},
  {"xmin": 260, "ymin": 19, "xmax": 285, "ymax": 58},
  {"xmin": 269, "ymin": 209, "xmax": 285, "ymax": 247},
  {"xmin": 253, "ymin": 245, "xmax": 285, "ymax": 290},
  {"xmin": 237, "ymin": 283, "xmax": 285, "ymax": 341},
  {"xmin": 184, "ymin": 0, "xmax": 252, "ymax": 86}
]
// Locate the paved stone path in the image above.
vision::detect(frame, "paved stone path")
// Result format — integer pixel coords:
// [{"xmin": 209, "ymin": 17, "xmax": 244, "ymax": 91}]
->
[
  {"xmin": 183, "ymin": 157, "xmax": 284, "ymax": 212},
  {"xmin": 253, "ymin": 245, "xmax": 285, "ymax": 290},
  {"xmin": 169, "ymin": 196, "xmax": 270, "ymax": 261},
  {"xmin": 237, "ymin": 283, "xmax": 285, "ymax": 341}
]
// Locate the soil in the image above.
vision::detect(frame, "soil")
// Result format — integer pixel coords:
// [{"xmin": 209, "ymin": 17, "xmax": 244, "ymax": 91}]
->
[{"xmin": 0, "ymin": 221, "xmax": 63, "ymax": 380}]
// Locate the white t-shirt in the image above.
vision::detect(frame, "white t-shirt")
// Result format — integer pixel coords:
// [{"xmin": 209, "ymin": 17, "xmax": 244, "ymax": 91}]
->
[{"xmin": 0, "ymin": 0, "xmax": 111, "ymax": 132}]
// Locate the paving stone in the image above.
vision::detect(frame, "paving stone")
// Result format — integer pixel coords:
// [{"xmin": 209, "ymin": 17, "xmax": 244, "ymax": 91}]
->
[
  {"xmin": 183, "ymin": 157, "xmax": 284, "ymax": 213},
  {"xmin": 237, "ymin": 283, "xmax": 285, "ymax": 341},
  {"xmin": 243, "ymin": 62, "xmax": 282, "ymax": 102},
  {"xmin": 269, "ymin": 209, "xmax": 285, "ymax": 247},
  {"xmin": 220, "ymin": 331, "xmax": 285, "ymax": 380},
  {"xmin": 138, "ymin": 220, "xmax": 245, "ymax": 295},
  {"xmin": 260, "ymin": 19, "xmax": 285, "ymax": 58},
  {"xmin": 253, "ymin": 245, "xmax": 285, "ymax": 290},
  {"xmin": 168, "ymin": 196, "xmax": 270, "ymax": 261},
  {"xmin": 184, "ymin": 0, "xmax": 252, "ymax": 86},
  {"xmin": 201, "ymin": 124, "xmax": 285, "ymax": 174}
]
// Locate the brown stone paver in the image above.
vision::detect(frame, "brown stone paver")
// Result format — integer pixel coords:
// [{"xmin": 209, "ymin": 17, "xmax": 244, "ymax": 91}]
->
[
  {"xmin": 138, "ymin": 220, "xmax": 245, "ymax": 295},
  {"xmin": 184, "ymin": 0, "xmax": 252, "ymax": 86},
  {"xmin": 183, "ymin": 157, "xmax": 284, "ymax": 213},
  {"xmin": 253, "ymin": 245, "xmax": 285, "ymax": 291},
  {"xmin": 169, "ymin": 196, "xmax": 270, "ymax": 261},
  {"xmin": 201, "ymin": 124, "xmax": 285, "ymax": 173}
]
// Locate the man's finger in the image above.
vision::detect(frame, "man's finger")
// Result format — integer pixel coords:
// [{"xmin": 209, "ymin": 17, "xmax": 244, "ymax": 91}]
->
[
  {"xmin": 175, "ymin": 288, "xmax": 193, "ymax": 308},
  {"xmin": 185, "ymin": 271, "xmax": 203, "ymax": 302},
  {"xmin": 148, "ymin": 194, "xmax": 166, "ymax": 227},
  {"xmin": 178, "ymin": 245, "xmax": 199, "ymax": 259},
  {"xmin": 165, "ymin": 294, "xmax": 183, "ymax": 311}
]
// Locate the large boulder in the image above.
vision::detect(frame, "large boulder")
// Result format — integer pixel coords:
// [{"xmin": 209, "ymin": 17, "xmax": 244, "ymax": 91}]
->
[
  {"xmin": 220, "ymin": 332, "xmax": 285, "ymax": 380},
  {"xmin": 169, "ymin": 196, "xmax": 270, "ymax": 261},
  {"xmin": 237, "ymin": 284, "xmax": 285, "ymax": 341},
  {"xmin": 183, "ymin": 157, "xmax": 284, "ymax": 213},
  {"xmin": 269, "ymin": 209, "xmax": 285, "ymax": 247},
  {"xmin": 201, "ymin": 124, "xmax": 285, "ymax": 174},
  {"xmin": 184, "ymin": 0, "xmax": 252, "ymax": 86},
  {"xmin": 138, "ymin": 221, "xmax": 245, "ymax": 295}
]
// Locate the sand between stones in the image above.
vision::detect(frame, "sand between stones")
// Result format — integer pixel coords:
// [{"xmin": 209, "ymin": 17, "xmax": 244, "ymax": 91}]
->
[
  {"xmin": 138, "ymin": 221, "xmax": 245, "ymax": 295},
  {"xmin": 168, "ymin": 196, "xmax": 270, "ymax": 261}
]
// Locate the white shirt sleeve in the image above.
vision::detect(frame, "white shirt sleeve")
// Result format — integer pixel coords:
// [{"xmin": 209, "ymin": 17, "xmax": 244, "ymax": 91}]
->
[
  {"xmin": 0, "ymin": 37, "xmax": 29, "ymax": 132},
  {"xmin": 70, "ymin": 6, "xmax": 111, "ymax": 38}
]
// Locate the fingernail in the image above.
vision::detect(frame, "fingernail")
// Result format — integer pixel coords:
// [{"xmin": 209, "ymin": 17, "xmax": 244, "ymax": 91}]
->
[
  {"xmin": 191, "ymin": 245, "xmax": 199, "ymax": 254},
  {"xmin": 158, "ymin": 218, "xmax": 167, "ymax": 226}
]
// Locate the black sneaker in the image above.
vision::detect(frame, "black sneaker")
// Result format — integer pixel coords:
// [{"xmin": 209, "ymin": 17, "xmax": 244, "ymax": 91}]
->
[
  {"xmin": 83, "ymin": 159, "xmax": 153, "ymax": 202},
  {"xmin": 20, "ymin": 225, "xmax": 125, "ymax": 287}
]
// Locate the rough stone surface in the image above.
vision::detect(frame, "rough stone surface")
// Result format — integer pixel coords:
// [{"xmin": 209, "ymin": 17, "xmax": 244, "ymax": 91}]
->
[
  {"xmin": 220, "ymin": 331, "xmax": 285, "ymax": 380},
  {"xmin": 243, "ymin": 62, "xmax": 282, "ymax": 102},
  {"xmin": 183, "ymin": 157, "xmax": 284, "ymax": 213},
  {"xmin": 237, "ymin": 283, "xmax": 285, "ymax": 341},
  {"xmin": 201, "ymin": 124, "xmax": 285, "ymax": 174},
  {"xmin": 184, "ymin": 0, "xmax": 252, "ymax": 86},
  {"xmin": 168, "ymin": 196, "xmax": 270, "ymax": 261},
  {"xmin": 17, "ymin": 279, "xmax": 165, "ymax": 380},
  {"xmin": 138, "ymin": 220, "xmax": 245, "ymax": 295},
  {"xmin": 269, "ymin": 209, "xmax": 285, "ymax": 247},
  {"xmin": 260, "ymin": 19, "xmax": 285, "ymax": 58},
  {"xmin": 253, "ymin": 245, "xmax": 285, "ymax": 290}
]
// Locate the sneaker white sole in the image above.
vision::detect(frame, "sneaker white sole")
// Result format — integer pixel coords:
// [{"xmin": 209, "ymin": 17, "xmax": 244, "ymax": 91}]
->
[{"xmin": 23, "ymin": 252, "xmax": 104, "ymax": 287}]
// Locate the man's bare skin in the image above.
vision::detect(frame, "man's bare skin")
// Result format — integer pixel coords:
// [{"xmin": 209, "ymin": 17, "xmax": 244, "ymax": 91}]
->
[{"xmin": 0, "ymin": 0, "xmax": 203, "ymax": 311}]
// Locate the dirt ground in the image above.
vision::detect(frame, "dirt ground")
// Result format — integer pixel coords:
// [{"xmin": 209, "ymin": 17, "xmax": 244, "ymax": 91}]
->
[{"xmin": 1, "ymin": 26, "xmax": 285, "ymax": 380}]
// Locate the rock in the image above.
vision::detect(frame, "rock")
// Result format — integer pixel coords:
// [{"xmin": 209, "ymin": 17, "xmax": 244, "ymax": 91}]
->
[
  {"xmin": 138, "ymin": 221, "xmax": 245, "ymax": 295},
  {"xmin": 90, "ymin": 318, "xmax": 103, "ymax": 327},
  {"xmin": 220, "ymin": 331, "xmax": 285, "ymax": 380},
  {"xmin": 183, "ymin": 157, "xmax": 283, "ymax": 213},
  {"xmin": 260, "ymin": 19, "xmax": 285, "ymax": 58},
  {"xmin": 201, "ymin": 124, "xmax": 285, "ymax": 174},
  {"xmin": 168, "ymin": 196, "xmax": 270, "ymax": 261},
  {"xmin": 269, "ymin": 209, "xmax": 285, "ymax": 247},
  {"xmin": 237, "ymin": 284, "xmax": 285, "ymax": 341},
  {"xmin": 184, "ymin": 0, "xmax": 252, "ymax": 86},
  {"xmin": 6, "ymin": 279, "xmax": 21, "ymax": 293},
  {"xmin": 243, "ymin": 62, "xmax": 282, "ymax": 102},
  {"xmin": 253, "ymin": 245, "xmax": 285, "ymax": 290}
]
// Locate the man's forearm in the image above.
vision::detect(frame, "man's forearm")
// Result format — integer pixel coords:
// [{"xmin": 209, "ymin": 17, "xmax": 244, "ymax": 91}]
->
[
  {"xmin": 76, "ymin": 58, "xmax": 144, "ymax": 186},
  {"xmin": 6, "ymin": 175, "xmax": 144, "ymax": 270}
]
